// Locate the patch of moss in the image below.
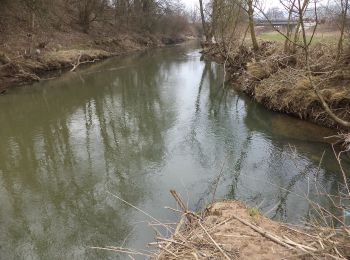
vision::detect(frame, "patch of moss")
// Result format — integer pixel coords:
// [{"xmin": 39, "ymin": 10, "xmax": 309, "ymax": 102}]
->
[{"xmin": 248, "ymin": 207, "xmax": 260, "ymax": 217}]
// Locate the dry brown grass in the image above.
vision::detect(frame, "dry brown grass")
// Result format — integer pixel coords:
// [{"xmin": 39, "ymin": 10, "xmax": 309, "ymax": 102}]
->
[
  {"xmin": 202, "ymin": 38, "xmax": 350, "ymax": 130},
  {"xmin": 252, "ymin": 69, "xmax": 350, "ymax": 127},
  {"xmin": 0, "ymin": 33, "xmax": 165, "ymax": 91},
  {"xmin": 201, "ymin": 40, "xmax": 350, "ymax": 130},
  {"xmin": 205, "ymin": 40, "xmax": 350, "ymax": 129},
  {"xmin": 43, "ymin": 49, "xmax": 109, "ymax": 63}
]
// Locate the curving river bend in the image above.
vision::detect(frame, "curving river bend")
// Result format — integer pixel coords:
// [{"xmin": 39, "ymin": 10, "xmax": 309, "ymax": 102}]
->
[{"xmin": 0, "ymin": 42, "xmax": 349, "ymax": 259}]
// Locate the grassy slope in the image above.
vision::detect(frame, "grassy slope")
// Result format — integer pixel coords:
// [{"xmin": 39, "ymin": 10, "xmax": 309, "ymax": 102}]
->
[{"xmin": 258, "ymin": 31, "xmax": 339, "ymax": 43}]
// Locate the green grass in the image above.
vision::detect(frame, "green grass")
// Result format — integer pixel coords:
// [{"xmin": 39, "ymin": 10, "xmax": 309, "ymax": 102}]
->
[
  {"xmin": 258, "ymin": 31, "xmax": 339, "ymax": 44},
  {"xmin": 248, "ymin": 207, "xmax": 260, "ymax": 217},
  {"xmin": 258, "ymin": 31, "xmax": 285, "ymax": 42}
]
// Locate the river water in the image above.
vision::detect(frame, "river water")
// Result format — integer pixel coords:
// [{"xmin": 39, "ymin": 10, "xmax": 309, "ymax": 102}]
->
[{"xmin": 0, "ymin": 42, "xmax": 349, "ymax": 259}]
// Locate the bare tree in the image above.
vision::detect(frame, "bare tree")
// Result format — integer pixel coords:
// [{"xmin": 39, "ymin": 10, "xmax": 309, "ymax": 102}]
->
[
  {"xmin": 201, "ymin": 0, "xmax": 259, "ymax": 50},
  {"xmin": 247, "ymin": 0, "xmax": 259, "ymax": 50},
  {"xmin": 71, "ymin": 0, "xmax": 107, "ymax": 33},
  {"xmin": 24, "ymin": 0, "xmax": 36, "ymax": 30},
  {"xmin": 337, "ymin": 0, "xmax": 349, "ymax": 60},
  {"xmin": 282, "ymin": 0, "xmax": 297, "ymax": 53},
  {"xmin": 265, "ymin": 7, "xmax": 286, "ymax": 20},
  {"xmin": 112, "ymin": 0, "xmax": 129, "ymax": 28},
  {"xmin": 239, "ymin": 0, "xmax": 350, "ymax": 128},
  {"xmin": 199, "ymin": 0, "xmax": 212, "ymax": 41}
]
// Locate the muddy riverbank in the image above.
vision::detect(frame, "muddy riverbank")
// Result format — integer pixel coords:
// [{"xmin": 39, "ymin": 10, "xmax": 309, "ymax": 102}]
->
[{"xmin": 0, "ymin": 34, "xmax": 187, "ymax": 93}]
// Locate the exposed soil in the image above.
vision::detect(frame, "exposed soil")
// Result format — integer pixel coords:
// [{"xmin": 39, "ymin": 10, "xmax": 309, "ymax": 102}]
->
[
  {"xmin": 0, "ymin": 33, "xmax": 187, "ymax": 93},
  {"xmin": 153, "ymin": 200, "xmax": 350, "ymax": 259}
]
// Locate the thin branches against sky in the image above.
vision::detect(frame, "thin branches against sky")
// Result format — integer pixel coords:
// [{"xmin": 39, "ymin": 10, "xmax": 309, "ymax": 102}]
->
[{"xmin": 182, "ymin": 0, "xmax": 329, "ymax": 10}]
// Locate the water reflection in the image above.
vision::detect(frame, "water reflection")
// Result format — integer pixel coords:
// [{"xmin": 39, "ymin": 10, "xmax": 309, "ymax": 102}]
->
[
  {"xmin": 183, "ymin": 52, "xmax": 348, "ymax": 224},
  {"xmin": 0, "ymin": 47, "xmax": 179, "ymax": 259},
  {"xmin": 0, "ymin": 43, "xmax": 348, "ymax": 259}
]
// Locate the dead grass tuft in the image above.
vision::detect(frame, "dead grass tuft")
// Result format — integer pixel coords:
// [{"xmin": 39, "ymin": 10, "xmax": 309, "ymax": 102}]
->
[{"xmin": 252, "ymin": 69, "xmax": 350, "ymax": 128}]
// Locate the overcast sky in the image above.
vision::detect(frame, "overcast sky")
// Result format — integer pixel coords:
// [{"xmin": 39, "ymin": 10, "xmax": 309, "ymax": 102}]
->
[
  {"xmin": 182, "ymin": 0, "xmax": 283, "ymax": 9},
  {"xmin": 181, "ymin": 0, "xmax": 330, "ymax": 9}
]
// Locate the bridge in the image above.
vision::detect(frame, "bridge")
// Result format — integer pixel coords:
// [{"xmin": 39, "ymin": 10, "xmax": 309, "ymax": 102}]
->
[
  {"xmin": 255, "ymin": 19, "xmax": 299, "ymax": 27},
  {"xmin": 254, "ymin": 19, "xmax": 317, "ymax": 30}
]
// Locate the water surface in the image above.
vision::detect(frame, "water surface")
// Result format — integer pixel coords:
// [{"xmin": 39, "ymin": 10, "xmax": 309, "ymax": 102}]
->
[{"xmin": 0, "ymin": 42, "xmax": 348, "ymax": 259}]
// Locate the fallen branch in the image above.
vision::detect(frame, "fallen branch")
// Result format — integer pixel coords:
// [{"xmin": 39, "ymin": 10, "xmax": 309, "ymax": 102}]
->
[
  {"xmin": 70, "ymin": 53, "xmax": 82, "ymax": 72},
  {"xmin": 90, "ymin": 246, "xmax": 152, "ymax": 257},
  {"xmin": 198, "ymin": 222, "xmax": 231, "ymax": 260},
  {"xmin": 70, "ymin": 53, "xmax": 100, "ymax": 72},
  {"xmin": 230, "ymin": 214, "xmax": 295, "ymax": 250},
  {"xmin": 170, "ymin": 189, "xmax": 201, "ymax": 223}
]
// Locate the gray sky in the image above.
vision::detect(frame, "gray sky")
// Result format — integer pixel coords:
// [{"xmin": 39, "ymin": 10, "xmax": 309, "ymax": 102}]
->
[
  {"xmin": 182, "ymin": 0, "xmax": 330, "ymax": 9},
  {"xmin": 182, "ymin": 0, "xmax": 283, "ymax": 9}
]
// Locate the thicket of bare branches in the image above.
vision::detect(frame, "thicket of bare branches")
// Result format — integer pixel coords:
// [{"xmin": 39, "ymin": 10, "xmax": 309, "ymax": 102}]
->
[{"xmin": 0, "ymin": 0, "xmax": 192, "ymax": 35}]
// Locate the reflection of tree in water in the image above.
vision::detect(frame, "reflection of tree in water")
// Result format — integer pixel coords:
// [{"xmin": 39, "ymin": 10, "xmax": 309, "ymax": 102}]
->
[
  {"xmin": 194, "ymin": 60, "xmax": 229, "ymax": 115},
  {"xmin": 226, "ymin": 133, "xmax": 253, "ymax": 200},
  {"xmin": 242, "ymin": 98, "xmax": 349, "ymax": 222},
  {"xmin": 207, "ymin": 63, "xmax": 230, "ymax": 116},
  {"xmin": 194, "ymin": 131, "xmax": 253, "ymax": 210},
  {"xmin": 190, "ymin": 60, "xmax": 254, "ymax": 208},
  {"xmin": 194, "ymin": 61, "xmax": 209, "ymax": 114},
  {"xmin": 189, "ymin": 60, "xmax": 349, "ymax": 222},
  {"xmin": 244, "ymin": 100, "xmax": 350, "ymax": 172},
  {"xmin": 0, "ymin": 50, "xmax": 176, "ymax": 259},
  {"xmin": 188, "ymin": 61, "xmax": 231, "ymax": 168},
  {"xmin": 188, "ymin": 61, "xmax": 212, "ymax": 168},
  {"xmin": 270, "ymin": 163, "xmax": 314, "ymax": 220}
]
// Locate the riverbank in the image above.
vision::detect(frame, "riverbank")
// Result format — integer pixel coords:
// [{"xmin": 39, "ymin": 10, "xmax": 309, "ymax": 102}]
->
[
  {"xmin": 0, "ymin": 34, "xmax": 187, "ymax": 93},
  {"xmin": 153, "ymin": 199, "xmax": 349, "ymax": 259},
  {"xmin": 0, "ymin": 0, "xmax": 198, "ymax": 93},
  {"xmin": 201, "ymin": 41, "xmax": 350, "ymax": 130}
]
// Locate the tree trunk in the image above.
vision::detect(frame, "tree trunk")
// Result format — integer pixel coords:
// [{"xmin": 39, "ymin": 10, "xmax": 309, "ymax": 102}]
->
[
  {"xmin": 211, "ymin": 0, "xmax": 220, "ymax": 42},
  {"xmin": 284, "ymin": 0, "xmax": 296, "ymax": 53},
  {"xmin": 199, "ymin": 0, "xmax": 210, "ymax": 42},
  {"xmin": 31, "ymin": 11, "xmax": 35, "ymax": 31},
  {"xmin": 336, "ymin": 0, "xmax": 349, "ymax": 61},
  {"xmin": 248, "ymin": 0, "xmax": 258, "ymax": 51}
]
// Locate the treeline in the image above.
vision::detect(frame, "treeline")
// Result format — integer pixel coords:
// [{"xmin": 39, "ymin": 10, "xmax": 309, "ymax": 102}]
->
[
  {"xmin": 0, "ymin": 0, "xmax": 199, "ymax": 89},
  {"xmin": 198, "ymin": 0, "xmax": 349, "ymax": 54},
  {"xmin": 0, "ymin": 0, "xmax": 192, "ymax": 36}
]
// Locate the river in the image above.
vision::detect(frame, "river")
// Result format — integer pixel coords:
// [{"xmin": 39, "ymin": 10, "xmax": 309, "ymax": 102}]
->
[{"xmin": 0, "ymin": 42, "xmax": 349, "ymax": 259}]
